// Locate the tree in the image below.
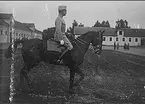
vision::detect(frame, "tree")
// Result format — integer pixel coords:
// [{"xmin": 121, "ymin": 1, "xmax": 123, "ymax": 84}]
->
[
  {"xmin": 115, "ymin": 19, "xmax": 130, "ymax": 29},
  {"xmin": 72, "ymin": 20, "xmax": 78, "ymax": 27},
  {"xmin": 72, "ymin": 20, "xmax": 78, "ymax": 35},
  {"xmin": 94, "ymin": 20, "xmax": 110, "ymax": 27},
  {"xmin": 42, "ymin": 27, "xmax": 55, "ymax": 40},
  {"xmin": 67, "ymin": 27, "xmax": 73, "ymax": 34},
  {"xmin": 79, "ymin": 23, "xmax": 84, "ymax": 27},
  {"xmin": 101, "ymin": 21, "xmax": 106, "ymax": 27},
  {"xmin": 106, "ymin": 20, "xmax": 110, "ymax": 27},
  {"xmin": 93, "ymin": 20, "xmax": 101, "ymax": 27}
]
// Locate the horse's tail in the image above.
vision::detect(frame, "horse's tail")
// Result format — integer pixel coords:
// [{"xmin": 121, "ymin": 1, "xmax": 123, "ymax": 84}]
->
[{"xmin": 4, "ymin": 39, "xmax": 24, "ymax": 58}]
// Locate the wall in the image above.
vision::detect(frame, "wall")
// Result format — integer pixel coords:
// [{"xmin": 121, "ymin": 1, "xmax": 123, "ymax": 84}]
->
[
  {"xmin": 34, "ymin": 32, "xmax": 42, "ymax": 39},
  {"xmin": 102, "ymin": 36, "xmax": 116, "ymax": 45},
  {"xmin": 103, "ymin": 36, "xmax": 141, "ymax": 46},
  {"xmin": 13, "ymin": 29, "xmax": 32, "ymax": 39},
  {"xmin": 0, "ymin": 25, "xmax": 9, "ymax": 43}
]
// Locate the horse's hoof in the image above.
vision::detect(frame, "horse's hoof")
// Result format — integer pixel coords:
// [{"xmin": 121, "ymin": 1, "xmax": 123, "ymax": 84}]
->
[
  {"xmin": 28, "ymin": 88, "xmax": 35, "ymax": 93},
  {"xmin": 28, "ymin": 86, "xmax": 35, "ymax": 93},
  {"xmin": 73, "ymin": 83, "xmax": 79, "ymax": 87},
  {"xmin": 69, "ymin": 89, "xmax": 75, "ymax": 94}
]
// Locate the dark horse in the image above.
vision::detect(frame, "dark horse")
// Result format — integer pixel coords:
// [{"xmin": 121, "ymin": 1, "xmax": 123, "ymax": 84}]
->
[{"xmin": 5, "ymin": 30, "xmax": 104, "ymax": 93}]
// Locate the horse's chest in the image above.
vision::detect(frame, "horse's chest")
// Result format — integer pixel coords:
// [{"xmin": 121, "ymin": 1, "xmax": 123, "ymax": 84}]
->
[{"xmin": 73, "ymin": 51, "xmax": 84, "ymax": 64}]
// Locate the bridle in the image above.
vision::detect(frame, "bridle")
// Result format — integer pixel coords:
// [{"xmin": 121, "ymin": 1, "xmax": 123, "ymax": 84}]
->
[
  {"xmin": 76, "ymin": 37, "xmax": 89, "ymax": 45},
  {"xmin": 73, "ymin": 37, "xmax": 89, "ymax": 53},
  {"xmin": 73, "ymin": 34, "xmax": 102, "ymax": 54}
]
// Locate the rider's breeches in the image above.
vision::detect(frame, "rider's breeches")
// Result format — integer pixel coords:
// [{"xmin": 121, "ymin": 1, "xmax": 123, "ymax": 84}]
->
[{"xmin": 62, "ymin": 35, "xmax": 73, "ymax": 50}]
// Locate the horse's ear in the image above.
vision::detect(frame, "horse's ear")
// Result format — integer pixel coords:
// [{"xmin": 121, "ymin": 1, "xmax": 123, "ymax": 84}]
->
[{"xmin": 101, "ymin": 30, "xmax": 105, "ymax": 34}]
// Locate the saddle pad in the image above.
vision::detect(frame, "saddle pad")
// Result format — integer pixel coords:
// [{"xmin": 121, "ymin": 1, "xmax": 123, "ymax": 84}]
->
[
  {"xmin": 47, "ymin": 40, "xmax": 62, "ymax": 53},
  {"xmin": 47, "ymin": 40, "xmax": 66, "ymax": 52}
]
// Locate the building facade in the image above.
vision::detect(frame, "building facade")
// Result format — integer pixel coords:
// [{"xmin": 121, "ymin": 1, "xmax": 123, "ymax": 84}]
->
[
  {"xmin": 0, "ymin": 20, "xmax": 9, "ymax": 43},
  {"xmin": 34, "ymin": 29, "xmax": 42, "ymax": 39},
  {"xmin": 74, "ymin": 27, "xmax": 145, "ymax": 46},
  {"xmin": 0, "ymin": 13, "xmax": 42, "ymax": 43},
  {"xmin": 0, "ymin": 14, "xmax": 13, "ymax": 43}
]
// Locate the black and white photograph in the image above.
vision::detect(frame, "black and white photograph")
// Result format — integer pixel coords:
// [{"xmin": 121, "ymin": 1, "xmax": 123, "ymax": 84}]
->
[{"xmin": 0, "ymin": 1, "xmax": 145, "ymax": 104}]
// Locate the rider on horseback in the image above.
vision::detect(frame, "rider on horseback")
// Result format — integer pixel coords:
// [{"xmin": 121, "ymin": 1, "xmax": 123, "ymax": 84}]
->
[{"xmin": 54, "ymin": 5, "xmax": 73, "ymax": 63}]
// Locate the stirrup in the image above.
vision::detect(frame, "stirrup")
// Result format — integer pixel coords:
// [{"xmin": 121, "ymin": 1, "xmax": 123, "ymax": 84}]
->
[{"xmin": 56, "ymin": 59, "xmax": 63, "ymax": 64}]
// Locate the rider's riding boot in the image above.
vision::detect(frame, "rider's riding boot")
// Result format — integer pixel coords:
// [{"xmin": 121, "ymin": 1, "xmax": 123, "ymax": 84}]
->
[{"xmin": 57, "ymin": 48, "xmax": 69, "ymax": 63}]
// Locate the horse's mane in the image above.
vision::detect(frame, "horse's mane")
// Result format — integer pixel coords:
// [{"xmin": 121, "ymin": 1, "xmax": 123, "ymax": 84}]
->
[{"xmin": 77, "ymin": 31, "xmax": 98, "ymax": 39}]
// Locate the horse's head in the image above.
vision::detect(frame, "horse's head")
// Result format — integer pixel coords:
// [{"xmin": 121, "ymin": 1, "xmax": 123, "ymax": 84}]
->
[{"xmin": 91, "ymin": 30, "xmax": 105, "ymax": 55}]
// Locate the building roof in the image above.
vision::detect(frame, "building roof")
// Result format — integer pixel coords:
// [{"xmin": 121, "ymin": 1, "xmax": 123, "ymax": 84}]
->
[
  {"xmin": 122, "ymin": 28, "xmax": 145, "ymax": 37},
  {"xmin": 0, "ymin": 13, "xmax": 12, "ymax": 19},
  {"xmin": 0, "ymin": 19, "xmax": 9, "ymax": 27},
  {"xmin": 74, "ymin": 27, "xmax": 117, "ymax": 36},
  {"xmin": 14, "ymin": 21, "xmax": 32, "ymax": 32},
  {"xmin": 74, "ymin": 27, "xmax": 145, "ymax": 37},
  {"xmin": 35, "ymin": 29, "xmax": 42, "ymax": 34},
  {"xmin": 23, "ymin": 23, "xmax": 35, "ymax": 27}
]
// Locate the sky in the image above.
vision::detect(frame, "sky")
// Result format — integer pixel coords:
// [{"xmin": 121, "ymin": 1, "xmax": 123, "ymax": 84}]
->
[{"xmin": 0, "ymin": 1, "xmax": 145, "ymax": 31}]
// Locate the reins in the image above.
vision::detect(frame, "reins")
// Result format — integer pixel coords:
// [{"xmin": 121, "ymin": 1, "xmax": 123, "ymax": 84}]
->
[
  {"xmin": 73, "ymin": 36, "xmax": 90, "ymax": 53},
  {"xmin": 74, "ymin": 41, "xmax": 84, "ymax": 53},
  {"xmin": 76, "ymin": 37, "xmax": 89, "ymax": 44}
]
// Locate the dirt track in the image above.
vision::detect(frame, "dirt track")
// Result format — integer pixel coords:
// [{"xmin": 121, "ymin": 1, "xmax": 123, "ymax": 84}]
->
[{"xmin": 1, "ymin": 48, "xmax": 145, "ymax": 104}]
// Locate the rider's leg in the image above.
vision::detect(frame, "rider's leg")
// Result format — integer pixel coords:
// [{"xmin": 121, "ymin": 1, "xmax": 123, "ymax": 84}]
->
[
  {"xmin": 57, "ymin": 37, "xmax": 73, "ymax": 62},
  {"xmin": 57, "ymin": 48, "xmax": 69, "ymax": 61}
]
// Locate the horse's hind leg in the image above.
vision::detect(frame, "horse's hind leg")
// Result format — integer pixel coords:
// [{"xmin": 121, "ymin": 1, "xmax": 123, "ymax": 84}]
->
[
  {"xmin": 20, "ymin": 65, "xmax": 34, "ymax": 92},
  {"xmin": 20, "ymin": 65, "xmax": 26, "ymax": 89},
  {"xmin": 69, "ymin": 69, "xmax": 75, "ymax": 93},
  {"xmin": 74, "ymin": 66, "xmax": 84, "ymax": 87}
]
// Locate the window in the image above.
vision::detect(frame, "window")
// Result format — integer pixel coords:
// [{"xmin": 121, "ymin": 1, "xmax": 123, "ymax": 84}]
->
[
  {"xmin": 119, "ymin": 31, "xmax": 122, "ymax": 35},
  {"xmin": 122, "ymin": 38, "xmax": 125, "ymax": 41},
  {"xmin": 1, "ymin": 30, "xmax": 3, "ymax": 35},
  {"xmin": 5, "ymin": 31, "xmax": 7, "ymax": 35},
  {"xmin": 110, "ymin": 37, "xmax": 112, "ymax": 41},
  {"xmin": 16, "ymin": 33, "xmax": 18, "ymax": 36},
  {"xmin": 103, "ymin": 37, "xmax": 105, "ymax": 41},
  {"xmin": 129, "ymin": 38, "xmax": 131, "ymax": 42},
  {"xmin": 116, "ymin": 37, "xmax": 118, "ymax": 41},
  {"xmin": 135, "ymin": 38, "xmax": 138, "ymax": 42}
]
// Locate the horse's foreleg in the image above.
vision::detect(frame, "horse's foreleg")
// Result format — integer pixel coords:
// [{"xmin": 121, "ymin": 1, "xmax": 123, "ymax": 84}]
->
[
  {"xmin": 74, "ymin": 66, "xmax": 84, "ymax": 87},
  {"xmin": 69, "ymin": 68, "xmax": 75, "ymax": 94},
  {"xmin": 20, "ymin": 65, "xmax": 26, "ymax": 90},
  {"xmin": 20, "ymin": 65, "xmax": 34, "ymax": 92}
]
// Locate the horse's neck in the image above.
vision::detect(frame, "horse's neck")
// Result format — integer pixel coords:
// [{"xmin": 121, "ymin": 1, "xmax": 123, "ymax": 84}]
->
[{"xmin": 77, "ymin": 35, "xmax": 91, "ymax": 54}]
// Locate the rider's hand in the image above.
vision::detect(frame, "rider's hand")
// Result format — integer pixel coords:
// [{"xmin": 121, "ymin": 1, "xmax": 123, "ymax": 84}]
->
[{"xmin": 60, "ymin": 40, "xmax": 64, "ymax": 45}]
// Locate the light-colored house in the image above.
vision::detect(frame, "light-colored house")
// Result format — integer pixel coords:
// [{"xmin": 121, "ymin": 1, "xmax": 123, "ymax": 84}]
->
[
  {"xmin": 0, "ymin": 19, "xmax": 9, "ymax": 43},
  {"xmin": 34, "ymin": 29, "xmax": 42, "ymax": 39},
  {"xmin": 74, "ymin": 27, "xmax": 145, "ymax": 46},
  {"xmin": 0, "ymin": 13, "xmax": 13, "ymax": 43},
  {"xmin": 13, "ymin": 21, "xmax": 33, "ymax": 40},
  {"xmin": 0, "ymin": 13, "xmax": 42, "ymax": 43},
  {"xmin": 118, "ymin": 28, "xmax": 145, "ymax": 46}
]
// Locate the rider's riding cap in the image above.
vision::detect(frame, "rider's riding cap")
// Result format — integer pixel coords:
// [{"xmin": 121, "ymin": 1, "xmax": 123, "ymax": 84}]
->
[{"xmin": 58, "ymin": 5, "xmax": 67, "ymax": 11}]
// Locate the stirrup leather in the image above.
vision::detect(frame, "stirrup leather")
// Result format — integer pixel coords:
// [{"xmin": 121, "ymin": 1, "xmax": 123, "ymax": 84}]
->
[{"xmin": 57, "ymin": 48, "xmax": 69, "ymax": 61}]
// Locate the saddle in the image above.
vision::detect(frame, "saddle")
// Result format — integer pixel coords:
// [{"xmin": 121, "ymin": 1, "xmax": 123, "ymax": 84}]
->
[{"xmin": 46, "ymin": 39, "xmax": 66, "ymax": 53}]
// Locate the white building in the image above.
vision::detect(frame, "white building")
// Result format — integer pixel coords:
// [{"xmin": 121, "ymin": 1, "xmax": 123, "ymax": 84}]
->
[
  {"xmin": 0, "ymin": 13, "xmax": 42, "ymax": 43},
  {"xmin": 74, "ymin": 27, "xmax": 145, "ymax": 46},
  {"xmin": 0, "ymin": 19, "xmax": 9, "ymax": 43},
  {"xmin": 34, "ymin": 29, "xmax": 42, "ymax": 39},
  {"xmin": 0, "ymin": 13, "xmax": 13, "ymax": 43}
]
